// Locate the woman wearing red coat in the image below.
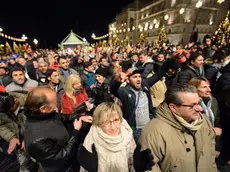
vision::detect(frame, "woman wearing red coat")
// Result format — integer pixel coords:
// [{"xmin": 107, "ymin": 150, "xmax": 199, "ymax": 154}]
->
[
  {"xmin": 61, "ymin": 74, "xmax": 93, "ymax": 138},
  {"xmin": 61, "ymin": 74, "xmax": 92, "ymax": 115}
]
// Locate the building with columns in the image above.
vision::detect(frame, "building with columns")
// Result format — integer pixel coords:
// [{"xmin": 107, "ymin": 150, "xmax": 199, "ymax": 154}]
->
[{"xmin": 108, "ymin": 0, "xmax": 229, "ymax": 45}]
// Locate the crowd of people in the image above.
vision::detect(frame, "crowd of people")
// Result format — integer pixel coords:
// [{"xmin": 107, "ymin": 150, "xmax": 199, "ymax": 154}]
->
[{"xmin": 0, "ymin": 36, "xmax": 230, "ymax": 172}]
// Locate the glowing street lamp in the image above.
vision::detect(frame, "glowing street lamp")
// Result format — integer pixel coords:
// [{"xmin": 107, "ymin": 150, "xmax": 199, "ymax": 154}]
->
[
  {"xmin": 0, "ymin": 28, "xmax": 3, "ymax": 32},
  {"xmin": 91, "ymin": 33, "xmax": 96, "ymax": 39},
  {"xmin": 33, "ymin": 39, "xmax": 38, "ymax": 45}
]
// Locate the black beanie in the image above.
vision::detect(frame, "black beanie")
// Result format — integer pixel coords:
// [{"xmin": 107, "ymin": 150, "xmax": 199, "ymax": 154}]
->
[{"xmin": 95, "ymin": 68, "xmax": 108, "ymax": 78}]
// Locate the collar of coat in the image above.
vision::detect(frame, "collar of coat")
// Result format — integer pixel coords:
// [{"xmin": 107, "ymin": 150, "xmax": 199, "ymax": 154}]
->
[{"xmin": 156, "ymin": 102, "xmax": 204, "ymax": 131}]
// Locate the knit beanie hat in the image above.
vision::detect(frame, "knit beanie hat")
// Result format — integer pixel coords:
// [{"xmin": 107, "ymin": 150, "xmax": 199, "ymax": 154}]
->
[{"xmin": 95, "ymin": 68, "xmax": 108, "ymax": 78}]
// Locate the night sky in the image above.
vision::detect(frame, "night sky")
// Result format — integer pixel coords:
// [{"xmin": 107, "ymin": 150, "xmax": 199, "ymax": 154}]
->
[{"xmin": 0, "ymin": 0, "xmax": 133, "ymax": 48}]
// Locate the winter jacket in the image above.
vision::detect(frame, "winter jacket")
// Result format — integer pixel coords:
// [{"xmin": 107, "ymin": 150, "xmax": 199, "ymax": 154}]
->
[
  {"xmin": 37, "ymin": 71, "xmax": 47, "ymax": 84},
  {"xmin": 69, "ymin": 56, "xmax": 84, "ymax": 74},
  {"xmin": 216, "ymin": 62, "xmax": 230, "ymax": 90},
  {"xmin": 110, "ymin": 72, "xmax": 161, "ymax": 129},
  {"xmin": 216, "ymin": 86, "xmax": 230, "ymax": 161},
  {"xmin": 24, "ymin": 111, "xmax": 81, "ymax": 172},
  {"xmin": 80, "ymin": 71, "xmax": 95, "ymax": 98},
  {"xmin": 140, "ymin": 58, "xmax": 154, "ymax": 79},
  {"xmin": 94, "ymin": 82, "xmax": 112, "ymax": 106},
  {"xmin": 139, "ymin": 103, "xmax": 217, "ymax": 172},
  {"xmin": 5, "ymin": 79, "xmax": 38, "ymax": 93},
  {"xmin": 149, "ymin": 77, "xmax": 167, "ymax": 108},
  {"xmin": 178, "ymin": 65, "xmax": 205, "ymax": 84},
  {"xmin": 25, "ymin": 60, "xmax": 37, "ymax": 81},
  {"xmin": 0, "ymin": 110, "xmax": 26, "ymax": 142},
  {"xmin": 61, "ymin": 88, "xmax": 88, "ymax": 114},
  {"xmin": 58, "ymin": 67, "xmax": 78, "ymax": 88},
  {"xmin": 0, "ymin": 74, "xmax": 12, "ymax": 87}
]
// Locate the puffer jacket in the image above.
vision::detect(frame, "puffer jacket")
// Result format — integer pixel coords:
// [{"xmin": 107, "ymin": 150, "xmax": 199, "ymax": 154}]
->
[
  {"xmin": 5, "ymin": 79, "xmax": 38, "ymax": 93},
  {"xmin": 139, "ymin": 103, "xmax": 217, "ymax": 172}
]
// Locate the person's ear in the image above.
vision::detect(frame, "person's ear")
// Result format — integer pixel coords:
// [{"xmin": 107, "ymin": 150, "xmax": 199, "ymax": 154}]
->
[
  {"xmin": 168, "ymin": 103, "xmax": 177, "ymax": 113},
  {"xmin": 48, "ymin": 76, "xmax": 51, "ymax": 81},
  {"xmin": 39, "ymin": 105, "xmax": 47, "ymax": 113}
]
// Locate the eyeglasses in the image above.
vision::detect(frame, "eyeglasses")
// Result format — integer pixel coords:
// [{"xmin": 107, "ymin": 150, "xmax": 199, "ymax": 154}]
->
[
  {"xmin": 102, "ymin": 118, "xmax": 121, "ymax": 127},
  {"xmin": 175, "ymin": 102, "xmax": 201, "ymax": 110}
]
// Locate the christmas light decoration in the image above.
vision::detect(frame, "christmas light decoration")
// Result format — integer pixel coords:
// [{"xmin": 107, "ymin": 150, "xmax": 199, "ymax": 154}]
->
[
  {"xmin": 212, "ymin": 11, "xmax": 230, "ymax": 46},
  {"xmin": 157, "ymin": 25, "xmax": 167, "ymax": 45}
]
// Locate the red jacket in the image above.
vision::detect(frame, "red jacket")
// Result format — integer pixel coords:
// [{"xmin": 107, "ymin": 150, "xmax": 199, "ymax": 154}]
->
[
  {"xmin": 49, "ymin": 62, "xmax": 59, "ymax": 71},
  {"xmin": 61, "ymin": 88, "xmax": 88, "ymax": 114}
]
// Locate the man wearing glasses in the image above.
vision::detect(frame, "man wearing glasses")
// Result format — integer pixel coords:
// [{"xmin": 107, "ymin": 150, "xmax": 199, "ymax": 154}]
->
[{"xmin": 138, "ymin": 83, "xmax": 217, "ymax": 172}]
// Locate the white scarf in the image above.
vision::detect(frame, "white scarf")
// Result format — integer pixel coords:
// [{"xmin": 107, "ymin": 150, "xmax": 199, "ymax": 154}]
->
[
  {"xmin": 173, "ymin": 112, "xmax": 204, "ymax": 131},
  {"xmin": 82, "ymin": 119, "xmax": 136, "ymax": 172},
  {"xmin": 200, "ymin": 97, "xmax": 215, "ymax": 127}
]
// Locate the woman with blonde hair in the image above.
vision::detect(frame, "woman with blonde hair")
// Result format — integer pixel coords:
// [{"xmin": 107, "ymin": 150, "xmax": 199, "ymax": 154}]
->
[
  {"xmin": 78, "ymin": 102, "xmax": 136, "ymax": 172},
  {"xmin": 61, "ymin": 74, "xmax": 92, "ymax": 115}
]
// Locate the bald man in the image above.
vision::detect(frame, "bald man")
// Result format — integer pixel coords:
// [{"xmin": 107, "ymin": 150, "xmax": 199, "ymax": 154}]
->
[{"xmin": 23, "ymin": 87, "xmax": 92, "ymax": 172}]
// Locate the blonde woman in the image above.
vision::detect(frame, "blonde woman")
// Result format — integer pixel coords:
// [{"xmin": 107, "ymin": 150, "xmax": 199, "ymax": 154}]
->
[
  {"xmin": 61, "ymin": 74, "xmax": 92, "ymax": 115},
  {"xmin": 78, "ymin": 102, "xmax": 136, "ymax": 172}
]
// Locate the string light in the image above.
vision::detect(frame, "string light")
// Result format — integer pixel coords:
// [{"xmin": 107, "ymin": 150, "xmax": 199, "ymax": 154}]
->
[
  {"xmin": 92, "ymin": 33, "xmax": 109, "ymax": 40},
  {"xmin": 0, "ymin": 32, "xmax": 26, "ymax": 42}
]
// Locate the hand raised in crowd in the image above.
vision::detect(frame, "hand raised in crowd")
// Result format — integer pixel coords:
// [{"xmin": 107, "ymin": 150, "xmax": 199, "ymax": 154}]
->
[
  {"xmin": 133, "ymin": 144, "xmax": 154, "ymax": 172},
  {"xmin": 115, "ymin": 69, "xmax": 127, "ymax": 83},
  {"xmin": 8, "ymin": 138, "xmax": 20, "ymax": 154},
  {"xmin": 78, "ymin": 144, "xmax": 98, "ymax": 172}
]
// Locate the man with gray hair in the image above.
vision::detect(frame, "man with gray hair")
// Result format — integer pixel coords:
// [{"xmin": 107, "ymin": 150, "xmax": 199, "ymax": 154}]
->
[
  {"xmin": 138, "ymin": 83, "xmax": 217, "ymax": 172},
  {"xmin": 37, "ymin": 62, "xmax": 48, "ymax": 83}
]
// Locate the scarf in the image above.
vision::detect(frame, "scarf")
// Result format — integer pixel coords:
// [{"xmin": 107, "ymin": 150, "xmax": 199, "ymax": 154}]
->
[
  {"xmin": 82, "ymin": 119, "xmax": 135, "ymax": 172},
  {"xmin": 173, "ymin": 112, "xmax": 204, "ymax": 131},
  {"xmin": 200, "ymin": 97, "xmax": 215, "ymax": 127}
]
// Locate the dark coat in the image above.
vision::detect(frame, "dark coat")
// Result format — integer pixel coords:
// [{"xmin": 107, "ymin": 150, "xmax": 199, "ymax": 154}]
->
[
  {"xmin": 110, "ymin": 73, "xmax": 161, "ymax": 129},
  {"xmin": 178, "ymin": 65, "xmax": 205, "ymax": 84},
  {"xmin": 69, "ymin": 56, "xmax": 84, "ymax": 74},
  {"xmin": 216, "ymin": 62, "xmax": 230, "ymax": 91},
  {"xmin": 94, "ymin": 82, "xmax": 112, "ymax": 106},
  {"xmin": 24, "ymin": 111, "xmax": 81, "ymax": 172},
  {"xmin": 216, "ymin": 85, "xmax": 230, "ymax": 162},
  {"xmin": 140, "ymin": 60, "xmax": 154, "ymax": 79},
  {"xmin": 0, "ymin": 74, "xmax": 12, "ymax": 87}
]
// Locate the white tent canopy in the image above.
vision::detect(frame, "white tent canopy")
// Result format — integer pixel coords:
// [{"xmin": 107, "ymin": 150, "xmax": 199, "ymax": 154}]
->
[{"xmin": 60, "ymin": 30, "xmax": 85, "ymax": 49}]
